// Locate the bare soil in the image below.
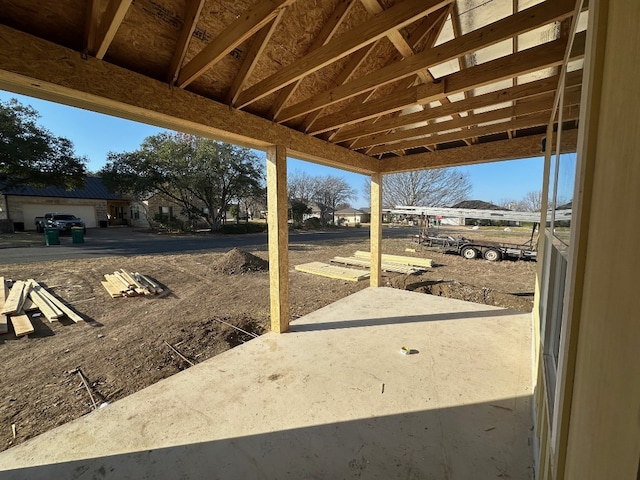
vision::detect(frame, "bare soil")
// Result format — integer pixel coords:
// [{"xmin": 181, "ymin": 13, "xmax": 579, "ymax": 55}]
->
[{"xmin": 0, "ymin": 228, "xmax": 536, "ymax": 452}]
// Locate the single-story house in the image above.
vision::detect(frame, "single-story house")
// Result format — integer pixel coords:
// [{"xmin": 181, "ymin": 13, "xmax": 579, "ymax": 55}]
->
[
  {"xmin": 0, "ymin": 177, "xmax": 129, "ymax": 232},
  {"xmin": 335, "ymin": 207, "xmax": 370, "ymax": 225}
]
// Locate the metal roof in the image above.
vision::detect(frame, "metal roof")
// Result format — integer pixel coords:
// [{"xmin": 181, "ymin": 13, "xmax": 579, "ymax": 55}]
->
[{"xmin": 1, "ymin": 177, "xmax": 123, "ymax": 200}]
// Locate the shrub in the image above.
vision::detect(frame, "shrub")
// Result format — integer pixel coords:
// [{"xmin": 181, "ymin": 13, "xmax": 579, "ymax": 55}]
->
[
  {"xmin": 303, "ymin": 217, "xmax": 322, "ymax": 230},
  {"xmin": 220, "ymin": 222, "xmax": 266, "ymax": 234}
]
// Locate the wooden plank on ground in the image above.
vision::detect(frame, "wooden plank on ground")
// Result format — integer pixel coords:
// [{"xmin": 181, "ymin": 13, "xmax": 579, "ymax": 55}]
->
[
  {"xmin": 0, "ymin": 280, "xmax": 28, "ymax": 315},
  {"xmin": 101, "ymin": 280, "xmax": 124, "ymax": 298},
  {"xmin": 105, "ymin": 274, "xmax": 129, "ymax": 292},
  {"xmin": 10, "ymin": 312, "xmax": 34, "ymax": 337},
  {"xmin": 354, "ymin": 251, "xmax": 433, "ymax": 268},
  {"xmin": 295, "ymin": 262, "xmax": 370, "ymax": 282},
  {"xmin": 21, "ymin": 298, "xmax": 38, "ymax": 311},
  {"xmin": 331, "ymin": 256, "xmax": 422, "ymax": 274},
  {"xmin": 0, "ymin": 277, "xmax": 7, "ymax": 334},
  {"xmin": 37, "ymin": 286, "xmax": 84, "ymax": 323},
  {"xmin": 27, "ymin": 280, "xmax": 63, "ymax": 321}
]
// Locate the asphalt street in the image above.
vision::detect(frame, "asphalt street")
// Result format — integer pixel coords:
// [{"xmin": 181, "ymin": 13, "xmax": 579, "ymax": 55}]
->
[{"xmin": 0, "ymin": 226, "xmax": 418, "ymax": 265}]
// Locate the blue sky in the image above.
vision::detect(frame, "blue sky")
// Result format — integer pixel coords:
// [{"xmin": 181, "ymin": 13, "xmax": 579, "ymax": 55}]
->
[{"xmin": 2, "ymin": 90, "xmax": 551, "ymax": 208}]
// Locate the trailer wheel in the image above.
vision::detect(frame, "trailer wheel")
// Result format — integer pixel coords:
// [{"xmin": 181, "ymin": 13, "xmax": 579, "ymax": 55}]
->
[
  {"xmin": 484, "ymin": 249, "xmax": 502, "ymax": 262},
  {"xmin": 461, "ymin": 247, "xmax": 478, "ymax": 259}
]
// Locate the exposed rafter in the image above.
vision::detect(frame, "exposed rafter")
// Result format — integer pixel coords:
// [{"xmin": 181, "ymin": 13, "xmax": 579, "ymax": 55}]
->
[
  {"xmin": 277, "ymin": 0, "xmax": 576, "ymax": 124},
  {"xmin": 377, "ymin": 130, "xmax": 579, "ymax": 173},
  {"xmin": 304, "ymin": 7, "xmax": 450, "ymax": 134},
  {"xmin": 270, "ymin": 0, "xmax": 357, "ymax": 119},
  {"xmin": 355, "ymin": 88, "xmax": 582, "ymax": 151},
  {"xmin": 226, "ymin": 12, "xmax": 285, "ymax": 106},
  {"xmin": 177, "ymin": 0, "xmax": 295, "ymax": 88},
  {"xmin": 234, "ymin": 0, "xmax": 452, "ymax": 109},
  {"xmin": 308, "ymin": 30, "xmax": 586, "ymax": 135},
  {"xmin": 86, "ymin": 0, "xmax": 132, "ymax": 60},
  {"xmin": 167, "ymin": 0, "xmax": 206, "ymax": 85},
  {"xmin": 335, "ymin": 69, "xmax": 583, "ymax": 144},
  {"xmin": 368, "ymin": 105, "xmax": 580, "ymax": 155}
]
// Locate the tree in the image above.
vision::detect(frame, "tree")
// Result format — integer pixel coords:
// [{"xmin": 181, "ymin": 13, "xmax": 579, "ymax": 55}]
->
[
  {"xmin": 101, "ymin": 133, "xmax": 263, "ymax": 231},
  {"xmin": 313, "ymin": 175, "xmax": 356, "ymax": 226},
  {"xmin": 287, "ymin": 170, "xmax": 317, "ymax": 204},
  {"xmin": 362, "ymin": 168, "xmax": 471, "ymax": 207},
  {"xmin": 290, "ymin": 199, "xmax": 311, "ymax": 227},
  {"xmin": 0, "ymin": 98, "xmax": 86, "ymax": 188}
]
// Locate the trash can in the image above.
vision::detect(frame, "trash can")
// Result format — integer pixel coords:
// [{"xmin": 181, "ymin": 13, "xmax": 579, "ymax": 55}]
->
[
  {"xmin": 44, "ymin": 227, "xmax": 60, "ymax": 246},
  {"xmin": 71, "ymin": 227, "xmax": 85, "ymax": 244}
]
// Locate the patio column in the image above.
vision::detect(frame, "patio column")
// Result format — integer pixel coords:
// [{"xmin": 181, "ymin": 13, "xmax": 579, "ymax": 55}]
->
[
  {"xmin": 266, "ymin": 145, "xmax": 289, "ymax": 333},
  {"xmin": 370, "ymin": 172, "xmax": 382, "ymax": 287}
]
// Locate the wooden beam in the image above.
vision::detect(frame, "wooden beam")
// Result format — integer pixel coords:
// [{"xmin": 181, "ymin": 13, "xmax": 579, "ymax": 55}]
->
[
  {"xmin": 354, "ymin": 89, "xmax": 582, "ymax": 150},
  {"xmin": 227, "ymin": 12, "xmax": 284, "ymax": 106},
  {"xmin": 277, "ymin": 0, "xmax": 577, "ymax": 123},
  {"xmin": 84, "ymin": 0, "xmax": 100, "ymax": 54},
  {"xmin": 309, "ymin": 31, "xmax": 586, "ymax": 135},
  {"xmin": 324, "ymin": 5, "xmax": 450, "ymax": 141},
  {"xmin": 90, "ymin": 0, "xmax": 132, "ymax": 60},
  {"xmin": 368, "ymin": 106, "xmax": 580, "ymax": 155},
  {"xmin": 0, "ymin": 25, "xmax": 377, "ymax": 175},
  {"xmin": 177, "ymin": 0, "xmax": 293, "ymax": 88},
  {"xmin": 270, "ymin": 0, "xmax": 356, "ymax": 118},
  {"xmin": 235, "ymin": 0, "xmax": 451, "ymax": 109},
  {"xmin": 0, "ymin": 277, "xmax": 8, "ymax": 334},
  {"xmin": 313, "ymin": 82, "xmax": 446, "ymax": 135},
  {"xmin": 370, "ymin": 172, "xmax": 383, "ymax": 287},
  {"xmin": 168, "ymin": 0, "xmax": 206, "ymax": 85},
  {"xmin": 377, "ymin": 129, "xmax": 579, "ymax": 173},
  {"xmin": 267, "ymin": 145, "xmax": 289, "ymax": 333},
  {"xmin": 333, "ymin": 70, "xmax": 583, "ymax": 143}
]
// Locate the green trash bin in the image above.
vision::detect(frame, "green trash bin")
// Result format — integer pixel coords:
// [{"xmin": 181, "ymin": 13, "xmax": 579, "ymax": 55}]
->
[
  {"xmin": 44, "ymin": 227, "xmax": 60, "ymax": 246},
  {"xmin": 71, "ymin": 227, "xmax": 85, "ymax": 244}
]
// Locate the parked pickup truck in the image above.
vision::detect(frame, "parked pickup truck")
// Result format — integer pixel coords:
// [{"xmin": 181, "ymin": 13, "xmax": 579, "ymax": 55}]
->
[{"xmin": 35, "ymin": 213, "xmax": 86, "ymax": 233}]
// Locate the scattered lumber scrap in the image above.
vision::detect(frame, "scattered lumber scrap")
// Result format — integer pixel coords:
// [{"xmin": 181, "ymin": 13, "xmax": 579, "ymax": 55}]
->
[
  {"xmin": 9, "ymin": 312, "xmax": 34, "ymax": 337},
  {"xmin": 102, "ymin": 270, "xmax": 163, "ymax": 298},
  {"xmin": 353, "ymin": 251, "xmax": 433, "ymax": 268},
  {"xmin": 0, "ymin": 277, "xmax": 8, "ymax": 334},
  {"xmin": 0, "ymin": 278, "xmax": 85, "ymax": 337},
  {"xmin": 0, "ymin": 280, "xmax": 28, "ymax": 315},
  {"xmin": 330, "ymin": 256, "xmax": 424, "ymax": 274},
  {"xmin": 295, "ymin": 262, "xmax": 370, "ymax": 282}
]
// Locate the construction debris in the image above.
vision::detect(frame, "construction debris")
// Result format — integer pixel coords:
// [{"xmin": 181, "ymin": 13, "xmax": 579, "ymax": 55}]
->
[
  {"xmin": 330, "ymin": 256, "xmax": 424, "ymax": 274},
  {"xmin": 353, "ymin": 251, "xmax": 433, "ymax": 268},
  {"xmin": 101, "ymin": 269, "xmax": 163, "ymax": 298},
  {"xmin": 0, "ymin": 277, "xmax": 85, "ymax": 337},
  {"xmin": 295, "ymin": 262, "xmax": 370, "ymax": 282},
  {"xmin": 212, "ymin": 248, "xmax": 269, "ymax": 274}
]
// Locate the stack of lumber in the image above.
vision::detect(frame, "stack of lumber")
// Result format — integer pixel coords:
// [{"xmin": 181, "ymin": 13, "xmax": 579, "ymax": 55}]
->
[
  {"xmin": 101, "ymin": 270, "xmax": 163, "ymax": 298},
  {"xmin": 330, "ymin": 251, "xmax": 433, "ymax": 274},
  {"xmin": 353, "ymin": 251, "xmax": 433, "ymax": 268},
  {"xmin": 0, "ymin": 276, "xmax": 84, "ymax": 337},
  {"xmin": 294, "ymin": 262, "xmax": 370, "ymax": 282}
]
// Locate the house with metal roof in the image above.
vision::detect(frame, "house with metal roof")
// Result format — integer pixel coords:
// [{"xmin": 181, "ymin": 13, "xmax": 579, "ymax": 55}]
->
[{"xmin": 0, "ymin": 176, "xmax": 130, "ymax": 232}]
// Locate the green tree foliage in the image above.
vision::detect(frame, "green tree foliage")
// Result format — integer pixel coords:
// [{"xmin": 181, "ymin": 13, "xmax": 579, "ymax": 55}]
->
[
  {"xmin": 290, "ymin": 199, "xmax": 312, "ymax": 227},
  {"xmin": 101, "ymin": 133, "xmax": 263, "ymax": 231},
  {"xmin": 0, "ymin": 99, "xmax": 86, "ymax": 188}
]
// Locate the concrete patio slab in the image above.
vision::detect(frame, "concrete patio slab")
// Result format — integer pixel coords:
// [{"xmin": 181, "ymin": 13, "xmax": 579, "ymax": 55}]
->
[{"xmin": 0, "ymin": 287, "xmax": 533, "ymax": 479}]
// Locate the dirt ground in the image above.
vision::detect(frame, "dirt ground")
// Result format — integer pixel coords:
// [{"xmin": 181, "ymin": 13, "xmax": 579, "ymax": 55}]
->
[{"xmin": 0, "ymin": 226, "xmax": 537, "ymax": 452}]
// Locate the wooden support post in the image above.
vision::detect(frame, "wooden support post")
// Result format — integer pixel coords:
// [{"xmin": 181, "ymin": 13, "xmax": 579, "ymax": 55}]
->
[
  {"xmin": 370, "ymin": 173, "xmax": 383, "ymax": 287},
  {"xmin": 267, "ymin": 145, "xmax": 289, "ymax": 333}
]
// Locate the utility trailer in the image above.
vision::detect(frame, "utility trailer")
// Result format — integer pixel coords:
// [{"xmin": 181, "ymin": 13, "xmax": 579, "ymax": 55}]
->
[
  {"xmin": 420, "ymin": 231, "xmax": 537, "ymax": 261},
  {"xmin": 387, "ymin": 205, "xmax": 553, "ymax": 262}
]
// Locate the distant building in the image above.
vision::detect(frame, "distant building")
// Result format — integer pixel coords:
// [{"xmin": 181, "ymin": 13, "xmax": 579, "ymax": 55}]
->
[
  {"xmin": 0, "ymin": 177, "xmax": 128, "ymax": 232},
  {"xmin": 335, "ymin": 207, "xmax": 370, "ymax": 225}
]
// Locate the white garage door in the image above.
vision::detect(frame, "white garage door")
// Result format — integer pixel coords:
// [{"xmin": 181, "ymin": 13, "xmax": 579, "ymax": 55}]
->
[{"xmin": 22, "ymin": 204, "xmax": 97, "ymax": 229}]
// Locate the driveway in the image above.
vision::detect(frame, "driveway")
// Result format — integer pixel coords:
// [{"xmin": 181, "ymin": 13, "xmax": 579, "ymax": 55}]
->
[{"xmin": 0, "ymin": 226, "xmax": 418, "ymax": 265}]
